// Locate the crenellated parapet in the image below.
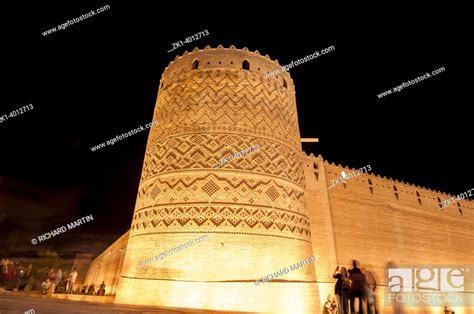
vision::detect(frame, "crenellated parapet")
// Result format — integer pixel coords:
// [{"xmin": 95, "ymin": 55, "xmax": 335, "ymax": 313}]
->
[{"xmin": 302, "ymin": 152, "xmax": 474, "ymax": 217}]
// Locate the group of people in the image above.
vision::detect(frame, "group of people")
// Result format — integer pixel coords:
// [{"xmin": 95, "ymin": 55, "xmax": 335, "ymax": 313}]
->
[
  {"xmin": 40, "ymin": 267, "xmax": 77, "ymax": 295},
  {"xmin": 0, "ymin": 259, "xmax": 31, "ymax": 291},
  {"xmin": 0, "ymin": 258, "xmax": 79, "ymax": 295},
  {"xmin": 39, "ymin": 269, "xmax": 107, "ymax": 296},
  {"xmin": 80, "ymin": 281, "xmax": 106, "ymax": 296},
  {"xmin": 332, "ymin": 260, "xmax": 378, "ymax": 314},
  {"xmin": 1, "ymin": 258, "xmax": 109, "ymax": 297}
]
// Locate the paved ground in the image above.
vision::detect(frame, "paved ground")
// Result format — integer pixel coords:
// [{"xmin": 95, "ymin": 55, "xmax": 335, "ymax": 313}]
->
[{"xmin": 0, "ymin": 291, "xmax": 250, "ymax": 314}]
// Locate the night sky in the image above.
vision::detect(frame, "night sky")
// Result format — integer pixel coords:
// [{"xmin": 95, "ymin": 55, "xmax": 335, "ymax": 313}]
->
[{"xmin": 1, "ymin": 3, "xmax": 471, "ymax": 258}]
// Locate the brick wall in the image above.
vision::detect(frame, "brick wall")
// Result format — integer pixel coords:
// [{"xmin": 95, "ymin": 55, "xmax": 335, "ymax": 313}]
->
[{"xmin": 305, "ymin": 153, "xmax": 474, "ymax": 313}]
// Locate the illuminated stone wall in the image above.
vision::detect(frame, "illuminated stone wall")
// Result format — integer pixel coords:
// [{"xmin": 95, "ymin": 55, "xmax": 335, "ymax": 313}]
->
[
  {"xmin": 89, "ymin": 46, "xmax": 473, "ymax": 313},
  {"xmin": 114, "ymin": 46, "xmax": 319, "ymax": 313},
  {"xmin": 88, "ymin": 151, "xmax": 473, "ymax": 312},
  {"xmin": 304, "ymin": 154, "xmax": 474, "ymax": 313},
  {"xmin": 70, "ymin": 253, "xmax": 94, "ymax": 291},
  {"xmin": 84, "ymin": 232, "xmax": 128, "ymax": 296}
]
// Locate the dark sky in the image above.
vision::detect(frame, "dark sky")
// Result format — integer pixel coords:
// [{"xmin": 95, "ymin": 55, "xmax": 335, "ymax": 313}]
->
[{"xmin": 1, "ymin": 3, "xmax": 471, "ymax": 257}]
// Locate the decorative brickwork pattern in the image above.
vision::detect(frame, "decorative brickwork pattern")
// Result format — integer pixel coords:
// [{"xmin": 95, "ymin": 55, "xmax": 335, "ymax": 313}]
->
[
  {"xmin": 115, "ymin": 46, "xmax": 317, "ymax": 313},
  {"xmin": 132, "ymin": 52, "xmax": 308, "ymax": 239},
  {"xmin": 131, "ymin": 206, "xmax": 311, "ymax": 240}
]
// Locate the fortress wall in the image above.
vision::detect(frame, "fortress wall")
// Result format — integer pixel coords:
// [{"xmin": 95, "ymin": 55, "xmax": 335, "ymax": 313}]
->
[
  {"xmin": 303, "ymin": 155, "xmax": 338, "ymax": 304},
  {"xmin": 304, "ymin": 154, "xmax": 474, "ymax": 312},
  {"xmin": 84, "ymin": 231, "xmax": 128, "ymax": 296},
  {"xmin": 324, "ymin": 161, "xmax": 473, "ymax": 269}
]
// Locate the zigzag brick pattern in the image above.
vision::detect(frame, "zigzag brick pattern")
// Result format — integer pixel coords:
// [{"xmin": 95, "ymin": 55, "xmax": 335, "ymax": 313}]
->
[
  {"xmin": 133, "ymin": 60, "xmax": 308, "ymax": 238},
  {"xmin": 115, "ymin": 46, "xmax": 318, "ymax": 313}
]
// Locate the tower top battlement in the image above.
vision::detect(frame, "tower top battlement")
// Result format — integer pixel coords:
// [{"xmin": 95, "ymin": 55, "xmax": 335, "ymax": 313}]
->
[{"xmin": 161, "ymin": 45, "xmax": 294, "ymax": 90}]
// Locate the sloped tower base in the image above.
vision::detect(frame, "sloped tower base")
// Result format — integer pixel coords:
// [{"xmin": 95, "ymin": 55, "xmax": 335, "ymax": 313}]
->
[{"xmin": 116, "ymin": 277, "xmax": 318, "ymax": 313}]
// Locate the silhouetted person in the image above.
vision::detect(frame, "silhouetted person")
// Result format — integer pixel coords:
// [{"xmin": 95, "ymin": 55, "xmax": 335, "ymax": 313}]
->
[
  {"xmin": 87, "ymin": 283, "xmax": 96, "ymax": 295},
  {"xmin": 387, "ymin": 261, "xmax": 404, "ymax": 314},
  {"xmin": 350, "ymin": 260, "xmax": 367, "ymax": 314},
  {"xmin": 333, "ymin": 266, "xmax": 350, "ymax": 313},
  {"xmin": 9, "ymin": 262, "xmax": 21, "ymax": 291},
  {"xmin": 362, "ymin": 267, "xmax": 378, "ymax": 314},
  {"xmin": 97, "ymin": 281, "xmax": 106, "ymax": 296}
]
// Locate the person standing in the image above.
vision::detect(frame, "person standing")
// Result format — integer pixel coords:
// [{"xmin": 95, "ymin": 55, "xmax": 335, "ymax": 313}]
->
[
  {"xmin": 333, "ymin": 266, "xmax": 350, "ymax": 314},
  {"xmin": 55, "ymin": 269, "xmax": 62, "ymax": 292},
  {"xmin": 46, "ymin": 268, "xmax": 56, "ymax": 296},
  {"xmin": 11, "ymin": 262, "xmax": 21, "ymax": 291},
  {"xmin": 363, "ymin": 268, "xmax": 378, "ymax": 314},
  {"xmin": 350, "ymin": 260, "xmax": 367, "ymax": 314},
  {"xmin": 67, "ymin": 267, "xmax": 78, "ymax": 294},
  {"xmin": 0, "ymin": 259, "xmax": 10, "ymax": 279}
]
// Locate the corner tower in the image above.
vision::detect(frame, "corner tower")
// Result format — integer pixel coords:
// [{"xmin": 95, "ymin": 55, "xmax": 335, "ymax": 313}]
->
[{"xmin": 115, "ymin": 45, "xmax": 318, "ymax": 313}]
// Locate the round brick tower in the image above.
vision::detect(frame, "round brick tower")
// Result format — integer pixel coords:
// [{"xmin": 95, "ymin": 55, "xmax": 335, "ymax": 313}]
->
[{"xmin": 115, "ymin": 45, "xmax": 319, "ymax": 313}]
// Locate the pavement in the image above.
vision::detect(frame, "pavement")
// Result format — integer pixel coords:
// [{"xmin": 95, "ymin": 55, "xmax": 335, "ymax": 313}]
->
[{"xmin": 0, "ymin": 291, "xmax": 252, "ymax": 314}]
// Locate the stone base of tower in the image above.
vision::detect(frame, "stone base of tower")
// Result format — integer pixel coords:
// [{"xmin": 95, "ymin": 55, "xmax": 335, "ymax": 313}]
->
[{"xmin": 115, "ymin": 279, "xmax": 320, "ymax": 313}]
